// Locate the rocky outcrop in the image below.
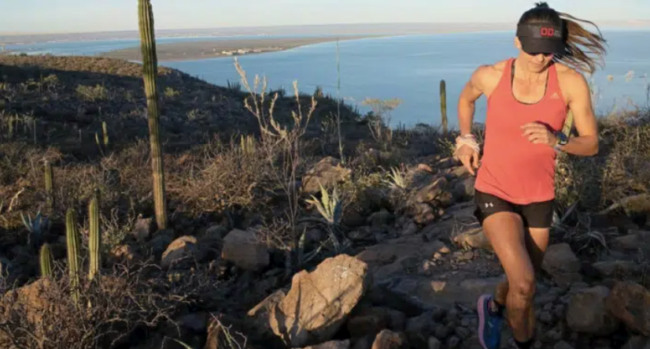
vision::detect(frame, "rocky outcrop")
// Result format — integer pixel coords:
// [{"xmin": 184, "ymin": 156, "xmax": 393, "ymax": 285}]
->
[
  {"xmin": 302, "ymin": 157, "xmax": 351, "ymax": 194},
  {"xmin": 605, "ymin": 281, "xmax": 650, "ymax": 336},
  {"xmin": 249, "ymin": 254, "xmax": 371, "ymax": 348},
  {"xmin": 566, "ymin": 286, "xmax": 619, "ymax": 334},
  {"xmin": 542, "ymin": 243, "xmax": 582, "ymax": 286}
]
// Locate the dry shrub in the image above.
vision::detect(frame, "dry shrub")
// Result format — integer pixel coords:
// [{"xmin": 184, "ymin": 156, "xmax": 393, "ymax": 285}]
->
[
  {"xmin": 167, "ymin": 137, "xmax": 274, "ymax": 216},
  {"xmin": 555, "ymin": 110, "xmax": 650, "ymax": 212},
  {"xmin": 0, "ymin": 261, "xmax": 196, "ymax": 349}
]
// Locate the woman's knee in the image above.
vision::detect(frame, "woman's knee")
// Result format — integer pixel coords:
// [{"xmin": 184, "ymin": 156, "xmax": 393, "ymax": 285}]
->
[{"xmin": 509, "ymin": 275, "xmax": 536, "ymax": 301}]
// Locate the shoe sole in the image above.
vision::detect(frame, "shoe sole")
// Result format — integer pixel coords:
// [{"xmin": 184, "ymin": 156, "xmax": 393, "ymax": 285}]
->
[{"xmin": 477, "ymin": 294, "xmax": 489, "ymax": 349}]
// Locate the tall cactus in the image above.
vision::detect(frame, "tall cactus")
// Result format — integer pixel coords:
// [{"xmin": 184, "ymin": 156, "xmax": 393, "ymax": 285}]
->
[
  {"xmin": 39, "ymin": 243, "xmax": 53, "ymax": 278},
  {"xmin": 44, "ymin": 160, "xmax": 54, "ymax": 211},
  {"xmin": 65, "ymin": 208, "xmax": 81, "ymax": 303},
  {"xmin": 88, "ymin": 190, "xmax": 101, "ymax": 281},
  {"xmin": 138, "ymin": 0, "xmax": 168, "ymax": 229},
  {"xmin": 440, "ymin": 79, "xmax": 448, "ymax": 134}
]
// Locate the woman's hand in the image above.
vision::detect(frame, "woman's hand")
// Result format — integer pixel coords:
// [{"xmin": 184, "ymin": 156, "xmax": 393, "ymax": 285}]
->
[
  {"xmin": 456, "ymin": 145, "xmax": 480, "ymax": 175},
  {"xmin": 454, "ymin": 134, "xmax": 481, "ymax": 175},
  {"xmin": 521, "ymin": 122, "xmax": 557, "ymax": 146}
]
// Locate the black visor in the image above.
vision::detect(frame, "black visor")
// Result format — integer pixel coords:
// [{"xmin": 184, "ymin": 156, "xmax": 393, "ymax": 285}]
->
[{"xmin": 516, "ymin": 23, "xmax": 566, "ymax": 55}]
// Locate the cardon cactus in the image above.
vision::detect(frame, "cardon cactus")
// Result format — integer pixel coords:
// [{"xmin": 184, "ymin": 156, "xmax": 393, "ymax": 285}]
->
[
  {"xmin": 440, "ymin": 79, "xmax": 448, "ymax": 134},
  {"xmin": 39, "ymin": 243, "xmax": 53, "ymax": 278},
  {"xmin": 138, "ymin": 0, "xmax": 168, "ymax": 229},
  {"xmin": 44, "ymin": 160, "xmax": 54, "ymax": 211},
  {"xmin": 65, "ymin": 208, "xmax": 81, "ymax": 303},
  {"xmin": 88, "ymin": 190, "xmax": 101, "ymax": 281}
]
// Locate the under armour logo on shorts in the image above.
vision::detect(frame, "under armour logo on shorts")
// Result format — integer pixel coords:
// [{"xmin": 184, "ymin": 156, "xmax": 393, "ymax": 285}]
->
[{"xmin": 485, "ymin": 202, "xmax": 494, "ymax": 208}]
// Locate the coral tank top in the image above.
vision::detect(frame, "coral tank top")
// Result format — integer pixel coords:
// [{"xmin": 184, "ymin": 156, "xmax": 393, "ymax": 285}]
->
[{"xmin": 475, "ymin": 58, "xmax": 568, "ymax": 205}]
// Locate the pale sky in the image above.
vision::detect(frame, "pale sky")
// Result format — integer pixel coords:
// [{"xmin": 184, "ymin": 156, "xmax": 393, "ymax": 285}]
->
[{"xmin": 1, "ymin": 0, "xmax": 648, "ymax": 34}]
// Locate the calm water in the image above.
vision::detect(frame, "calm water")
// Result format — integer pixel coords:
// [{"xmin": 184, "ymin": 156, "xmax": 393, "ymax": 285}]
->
[{"xmin": 9, "ymin": 30, "xmax": 650, "ymax": 128}]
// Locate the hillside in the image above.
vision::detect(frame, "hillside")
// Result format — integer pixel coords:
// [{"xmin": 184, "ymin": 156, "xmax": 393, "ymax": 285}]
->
[{"xmin": 1, "ymin": 55, "xmax": 650, "ymax": 349}]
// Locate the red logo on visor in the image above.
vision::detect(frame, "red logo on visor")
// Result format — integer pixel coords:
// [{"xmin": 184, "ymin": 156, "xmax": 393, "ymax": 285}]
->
[{"xmin": 540, "ymin": 27, "xmax": 555, "ymax": 37}]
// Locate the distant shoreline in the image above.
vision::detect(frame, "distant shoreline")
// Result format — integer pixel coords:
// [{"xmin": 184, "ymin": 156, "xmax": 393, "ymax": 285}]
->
[{"xmin": 100, "ymin": 35, "xmax": 385, "ymax": 62}]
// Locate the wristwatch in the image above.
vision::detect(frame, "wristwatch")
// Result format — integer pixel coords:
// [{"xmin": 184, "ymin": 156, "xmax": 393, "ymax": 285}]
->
[{"xmin": 554, "ymin": 131, "xmax": 569, "ymax": 151}]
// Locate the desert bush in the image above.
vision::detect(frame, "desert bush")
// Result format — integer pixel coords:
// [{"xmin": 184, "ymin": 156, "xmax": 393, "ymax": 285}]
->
[
  {"xmin": 555, "ymin": 110, "xmax": 650, "ymax": 213},
  {"xmin": 0, "ymin": 261, "xmax": 195, "ymax": 349},
  {"xmin": 167, "ymin": 136, "xmax": 275, "ymax": 216},
  {"xmin": 76, "ymin": 84, "xmax": 108, "ymax": 102}
]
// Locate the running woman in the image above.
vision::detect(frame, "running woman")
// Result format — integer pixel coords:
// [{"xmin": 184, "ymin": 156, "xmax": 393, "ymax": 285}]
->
[{"xmin": 454, "ymin": 2, "xmax": 607, "ymax": 349}]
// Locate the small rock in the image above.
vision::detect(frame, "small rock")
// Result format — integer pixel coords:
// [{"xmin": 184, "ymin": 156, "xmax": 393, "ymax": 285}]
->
[
  {"xmin": 455, "ymin": 327, "xmax": 471, "ymax": 339},
  {"xmin": 428, "ymin": 337, "xmax": 441, "ymax": 349},
  {"xmin": 539, "ymin": 311, "xmax": 554, "ymax": 324},
  {"xmin": 302, "ymin": 156, "xmax": 351, "ymax": 194},
  {"xmin": 554, "ymin": 341, "xmax": 575, "ymax": 349},
  {"xmin": 202, "ymin": 224, "xmax": 229, "ymax": 240},
  {"xmin": 369, "ymin": 209, "xmax": 395, "ymax": 227},
  {"xmin": 161, "ymin": 236, "xmax": 198, "ymax": 268},
  {"xmin": 347, "ymin": 307, "xmax": 390, "ymax": 338},
  {"xmin": 405, "ymin": 312, "xmax": 435, "ymax": 348},
  {"xmin": 109, "ymin": 244, "xmax": 139, "ymax": 265},
  {"xmin": 302, "ymin": 340, "xmax": 351, "ymax": 349},
  {"xmin": 371, "ymin": 330, "xmax": 408, "ymax": 349},
  {"xmin": 623, "ymin": 336, "xmax": 650, "ymax": 349},
  {"xmin": 130, "ymin": 216, "xmax": 153, "ymax": 242},
  {"xmin": 433, "ymin": 324, "xmax": 448, "ymax": 340},
  {"xmin": 446, "ymin": 336, "xmax": 460, "ymax": 348},
  {"xmin": 400, "ymin": 221, "xmax": 419, "ymax": 236},
  {"xmin": 605, "ymin": 281, "xmax": 650, "ymax": 336},
  {"xmin": 553, "ymin": 304, "xmax": 566, "ymax": 319},
  {"xmin": 179, "ymin": 312, "xmax": 208, "ymax": 332},
  {"xmin": 592, "ymin": 260, "xmax": 641, "ymax": 278},
  {"xmin": 221, "ymin": 229, "xmax": 269, "ymax": 271},
  {"xmin": 148, "ymin": 229, "xmax": 175, "ymax": 257},
  {"xmin": 543, "ymin": 325, "xmax": 564, "ymax": 343}
]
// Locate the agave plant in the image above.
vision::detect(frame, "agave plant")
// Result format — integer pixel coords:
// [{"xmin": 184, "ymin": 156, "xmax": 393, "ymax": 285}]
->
[
  {"xmin": 305, "ymin": 183, "xmax": 342, "ymax": 226},
  {"xmin": 21, "ymin": 210, "xmax": 50, "ymax": 247},
  {"xmin": 385, "ymin": 166, "xmax": 407, "ymax": 190}
]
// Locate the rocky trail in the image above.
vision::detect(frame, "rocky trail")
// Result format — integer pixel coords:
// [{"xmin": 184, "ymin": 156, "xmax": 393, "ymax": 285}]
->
[{"xmin": 2, "ymin": 156, "xmax": 650, "ymax": 349}]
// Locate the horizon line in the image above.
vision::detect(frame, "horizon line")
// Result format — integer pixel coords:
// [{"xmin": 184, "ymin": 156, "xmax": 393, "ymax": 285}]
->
[{"xmin": 2, "ymin": 19, "xmax": 649, "ymax": 37}]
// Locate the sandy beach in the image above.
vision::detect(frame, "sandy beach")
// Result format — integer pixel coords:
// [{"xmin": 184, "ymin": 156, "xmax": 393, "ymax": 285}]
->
[{"xmin": 101, "ymin": 35, "xmax": 382, "ymax": 62}]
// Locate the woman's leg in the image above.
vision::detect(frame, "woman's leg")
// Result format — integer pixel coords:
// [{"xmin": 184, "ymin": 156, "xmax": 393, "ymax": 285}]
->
[
  {"xmin": 494, "ymin": 226, "xmax": 550, "ymax": 305},
  {"xmin": 482, "ymin": 211, "xmax": 537, "ymax": 343}
]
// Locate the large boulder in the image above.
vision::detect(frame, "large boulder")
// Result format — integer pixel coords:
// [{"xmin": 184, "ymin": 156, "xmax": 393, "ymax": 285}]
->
[
  {"xmin": 221, "ymin": 229, "xmax": 269, "ymax": 271},
  {"xmin": 566, "ymin": 286, "xmax": 619, "ymax": 335},
  {"xmin": 605, "ymin": 281, "xmax": 650, "ymax": 336},
  {"xmin": 267, "ymin": 254, "xmax": 371, "ymax": 348},
  {"xmin": 302, "ymin": 157, "xmax": 351, "ymax": 194}
]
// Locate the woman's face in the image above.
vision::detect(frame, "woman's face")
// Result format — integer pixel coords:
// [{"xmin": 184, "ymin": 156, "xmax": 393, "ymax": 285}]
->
[{"xmin": 515, "ymin": 37, "xmax": 555, "ymax": 73}]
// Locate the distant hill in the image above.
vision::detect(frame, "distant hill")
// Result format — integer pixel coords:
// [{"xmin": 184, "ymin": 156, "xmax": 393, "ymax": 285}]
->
[{"xmin": 0, "ymin": 55, "xmax": 365, "ymax": 157}]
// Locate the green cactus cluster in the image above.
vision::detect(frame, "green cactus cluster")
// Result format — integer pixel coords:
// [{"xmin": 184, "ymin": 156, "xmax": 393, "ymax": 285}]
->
[
  {"xmin": 88, "ymin": 190, "xmax": 101, "ymax": 281},
  {"xmin": 39, "ymin": 243, "xmax": 53, "ymax": 278},
  {"xmin": 44, "ymin": 160, "xmax": 54, "ymax": 211},
  {"xmin": 440, "ymin": 79, "xmax": 448, "ymax": 134},
  {"xmin": 139, "ymin": 0, "xmax": 168, "ymax": 230},
  {"xmin": 66, "ymin": 208, "xmax": 81, "ymax": 303}
]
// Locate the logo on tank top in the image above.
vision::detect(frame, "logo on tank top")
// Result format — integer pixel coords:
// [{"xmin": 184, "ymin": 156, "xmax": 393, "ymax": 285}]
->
[{"xmin": 550, "ymin": 92, "xmax": 560, "ymax": 99}]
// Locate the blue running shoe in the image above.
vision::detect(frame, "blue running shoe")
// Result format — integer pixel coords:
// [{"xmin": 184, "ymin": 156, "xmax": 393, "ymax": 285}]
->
[{"xmin": 477, "ymin": 294, "xmax": 503, "ymax": 349}]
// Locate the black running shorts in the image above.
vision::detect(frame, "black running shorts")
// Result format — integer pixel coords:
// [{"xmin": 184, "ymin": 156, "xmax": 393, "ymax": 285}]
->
[{"xmin": 473, "ymin": 189, "xmax": 554, "ymax": 229}]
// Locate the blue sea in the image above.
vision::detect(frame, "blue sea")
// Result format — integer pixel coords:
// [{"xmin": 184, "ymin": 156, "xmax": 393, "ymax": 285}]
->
[{"xmin": 8, "ymin": 30, "xmax": 650, "ymax": 128}]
